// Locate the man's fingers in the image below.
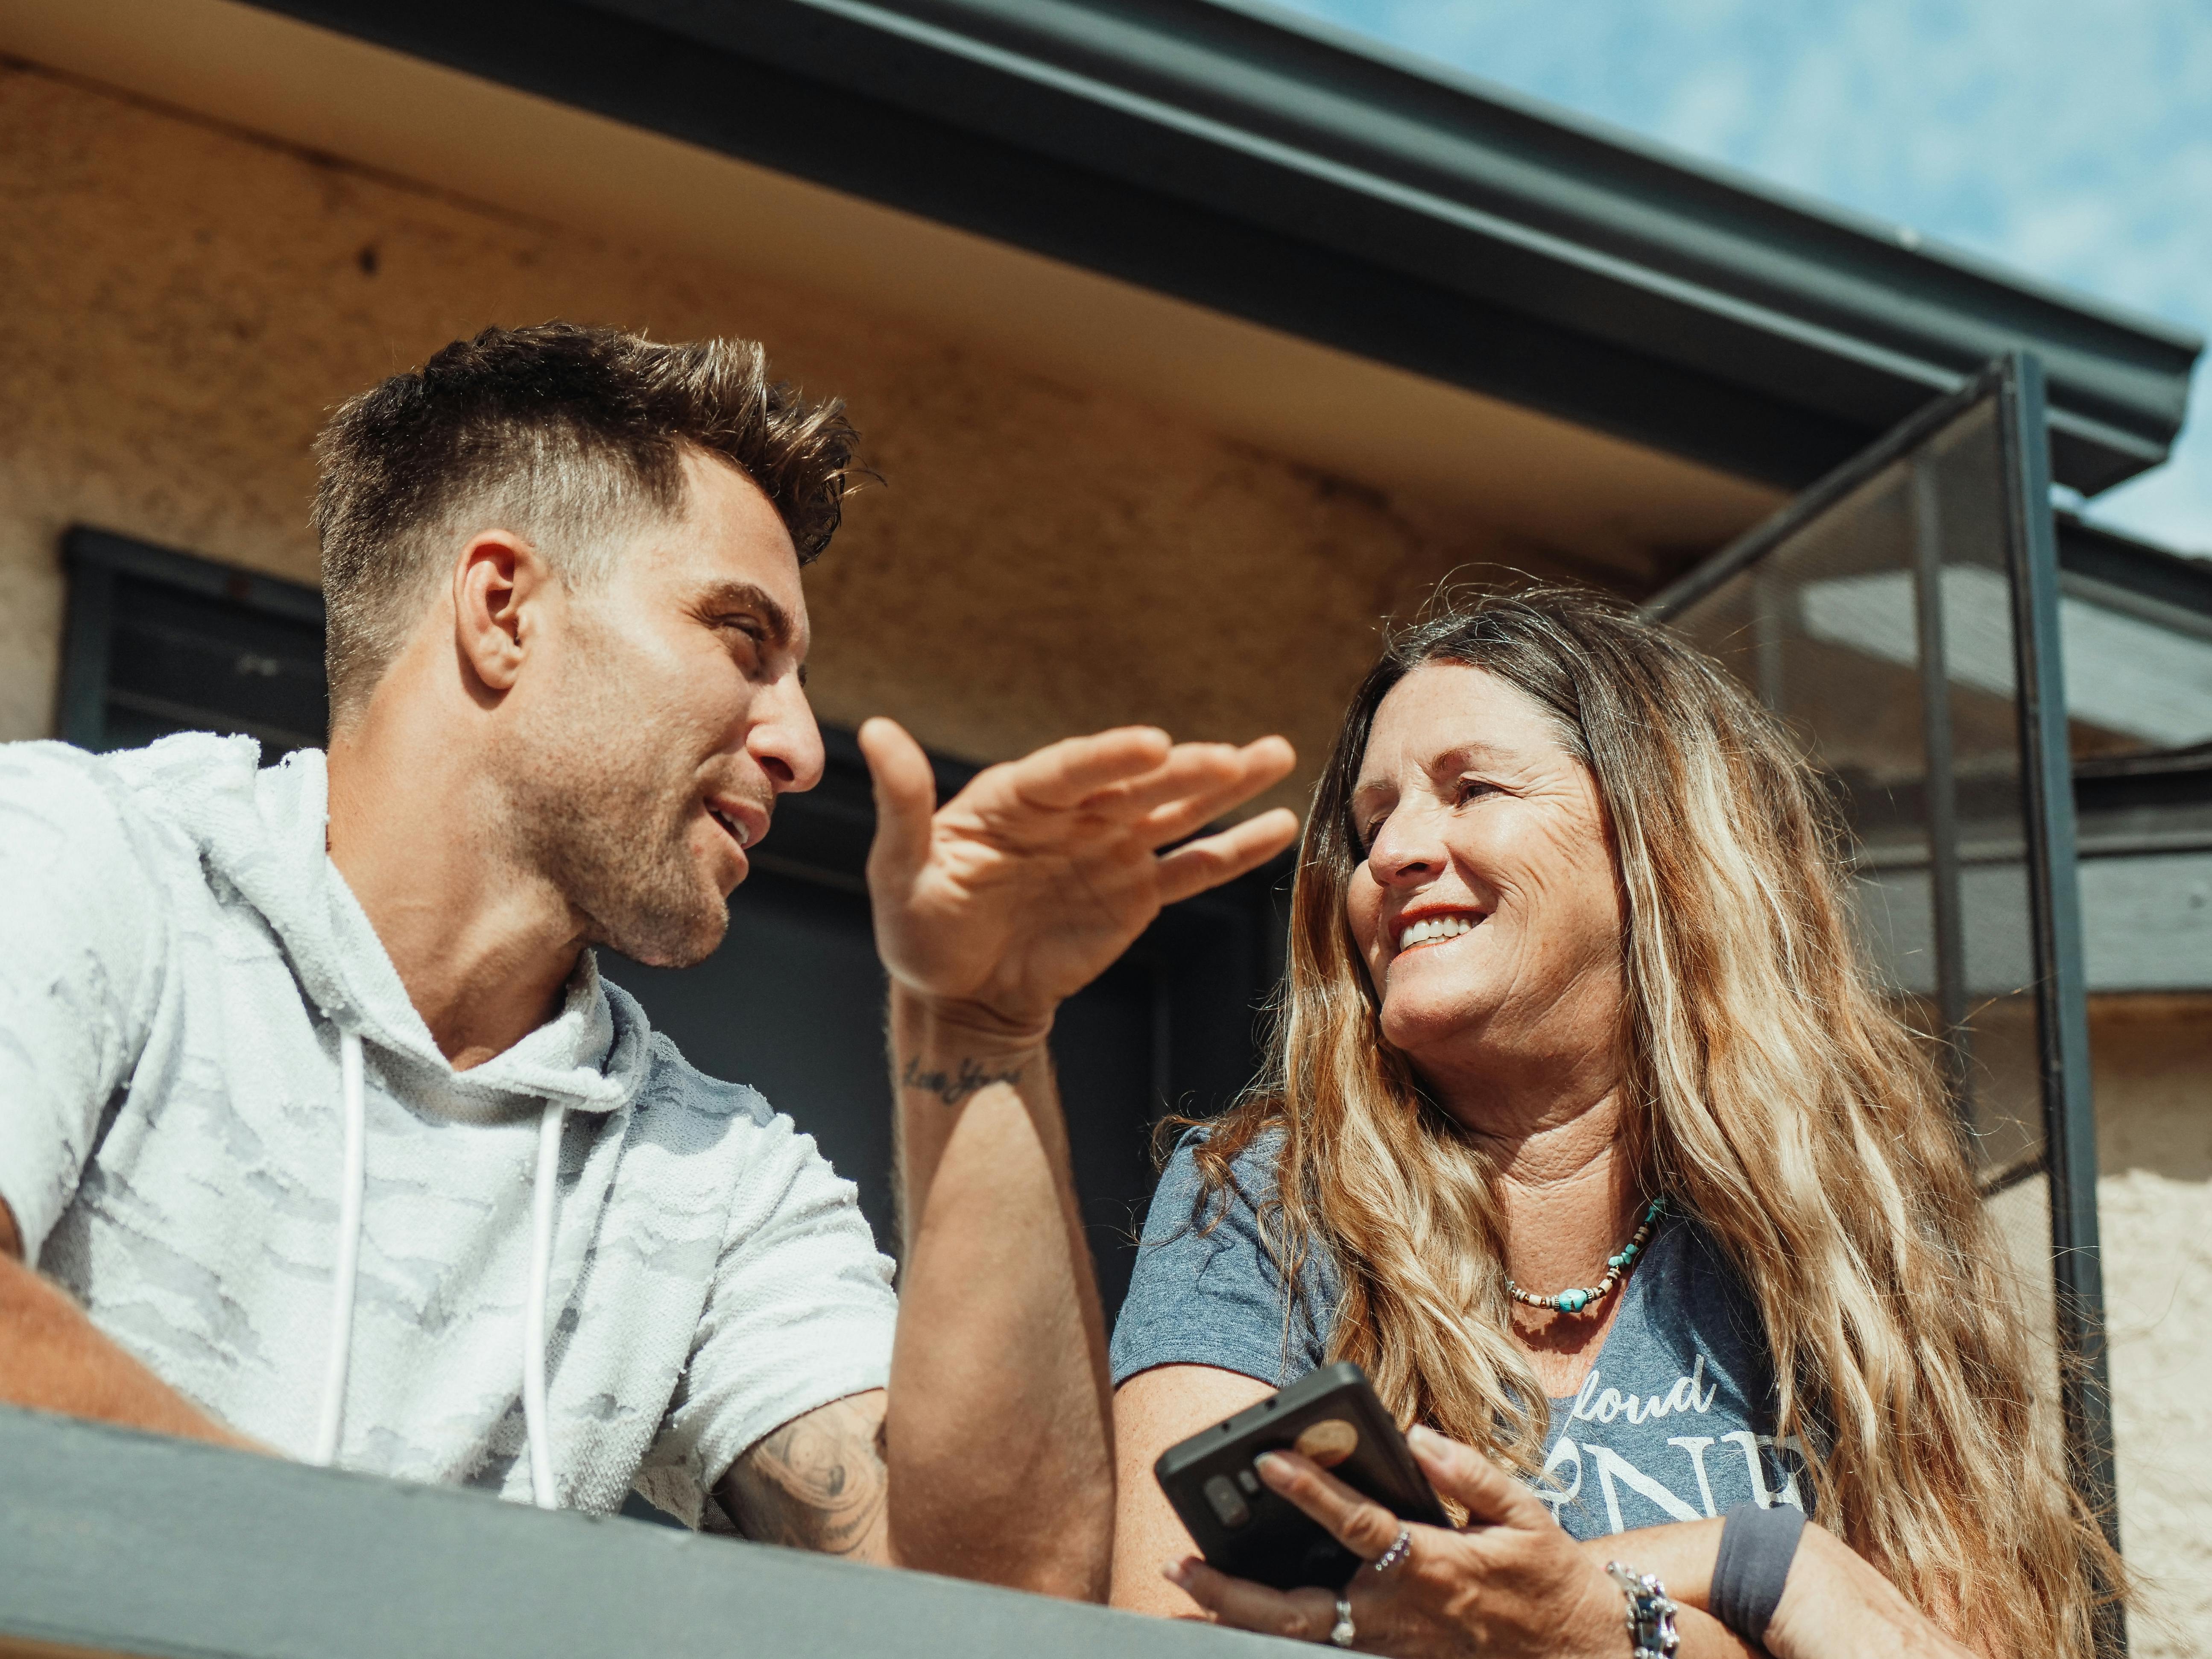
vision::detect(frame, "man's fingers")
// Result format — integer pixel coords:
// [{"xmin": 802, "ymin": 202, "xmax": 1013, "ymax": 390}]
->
[
  {"xmin": 1167, "ymin": 1557, "xmax": 1336, "ymax": 1644},
  {"xmin": 1406, "ymin": 1423, "xmax": 1550, "ymax": 1530},
  {"xmin": 858, "ymin": 717, "xmax": 936, "ymax": 885},
  {"xmin": 1155, "ymin": 809, "xmax": 1301, "ymax": 906},
  {"xmin": 1080, "ymin": 741, "xmax": 1246, "ymax": 820},
  {"xmin": 1089, "ymin": 734, "xmax": 1295, "ymax": 825},
  {"xmin": 990, "ymin": 727, "xmax": 1173, "ymax": 813},
  {"xmin": 1126, "ymin": 737, "xmax": 1296, "ymax": 848}
]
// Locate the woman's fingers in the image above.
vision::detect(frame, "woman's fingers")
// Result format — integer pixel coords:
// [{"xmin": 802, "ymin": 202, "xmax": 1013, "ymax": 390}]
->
[
  {"xmin": 1406, "ymin": 1423, "xmax": 1552, "ymax": 1530},
  {"xmin": 1254, "ymin": 1451, "xmax": 1408, "ymax": 1562},
  {"xmin": 1166, "ymin": 1557, "xmax": 1337, "ymax": 1644}
]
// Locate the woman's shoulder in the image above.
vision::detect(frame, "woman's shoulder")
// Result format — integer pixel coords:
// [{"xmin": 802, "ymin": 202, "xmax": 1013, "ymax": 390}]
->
[
  {"xmin": 1111, "ymin": 1119, "xmax": 1338, "ymax": 1390},
  {"xmin": 1149, "ymin": 1121, "xmax": 1291, "ymax": 1223}
]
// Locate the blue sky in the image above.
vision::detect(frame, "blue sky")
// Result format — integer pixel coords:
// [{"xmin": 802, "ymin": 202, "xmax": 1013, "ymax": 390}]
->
[{"xmin": 1267, "ymin": 0, "xmax": 2212, "ymax": 556}]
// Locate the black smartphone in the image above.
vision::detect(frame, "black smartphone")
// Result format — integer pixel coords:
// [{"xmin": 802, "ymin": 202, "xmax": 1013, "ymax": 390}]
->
[{"xmin": 1153, "ymin": 1360, "xmax": 1448, "ymax": 1592}]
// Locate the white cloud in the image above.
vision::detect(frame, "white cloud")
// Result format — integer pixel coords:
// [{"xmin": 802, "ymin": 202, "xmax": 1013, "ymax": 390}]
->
[{"xmin": 1270, "ymin": 0, "xmax": 2212, "ymax": 553}]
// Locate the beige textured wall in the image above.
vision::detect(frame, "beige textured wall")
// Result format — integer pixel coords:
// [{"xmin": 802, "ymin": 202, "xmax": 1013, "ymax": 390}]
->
[
  {"xmin": 2094, "ymin": 995, "xmax": 2212, "ymax": 1658},
  {"xmin": 0, "ymin": 60, "xmax": 1506, "ymax": 797}
]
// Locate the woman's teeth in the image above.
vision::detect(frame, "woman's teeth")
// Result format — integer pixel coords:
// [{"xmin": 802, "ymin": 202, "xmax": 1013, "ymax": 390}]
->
[{"xmin": 1396, "ymin": 914, "xmax": 1477, "ymax": 952}]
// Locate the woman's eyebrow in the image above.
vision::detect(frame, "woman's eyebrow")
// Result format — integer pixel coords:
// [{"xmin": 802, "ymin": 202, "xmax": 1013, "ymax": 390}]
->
[{"xmin": 1427, "ymin": 740, "xmax": 1514, "ymax": 775}]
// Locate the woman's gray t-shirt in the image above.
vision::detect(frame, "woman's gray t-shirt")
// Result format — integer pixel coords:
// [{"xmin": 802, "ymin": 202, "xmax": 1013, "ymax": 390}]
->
[{"xmin": 1111, "ymin": 1133, "xmax": 1813, "ymax": 1540}]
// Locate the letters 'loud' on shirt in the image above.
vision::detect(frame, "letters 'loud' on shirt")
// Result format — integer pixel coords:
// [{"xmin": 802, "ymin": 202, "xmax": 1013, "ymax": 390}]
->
[{"xmin": 1111, "ymin": 1132, "xmax": 1814, "ymax": 1540}]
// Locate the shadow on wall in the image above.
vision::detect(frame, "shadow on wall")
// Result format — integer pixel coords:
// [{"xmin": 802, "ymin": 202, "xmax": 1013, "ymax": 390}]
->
[{"xmin": 2090, "ymin": 995, "xmax": 2212, "ymax": 1182}]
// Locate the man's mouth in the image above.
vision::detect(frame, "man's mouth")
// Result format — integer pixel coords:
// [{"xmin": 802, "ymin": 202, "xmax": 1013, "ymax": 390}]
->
[
  {"xmin": 705, "ymin": 800, "xmax": 758, "ymax": 851},
  {"xmin": 1393, "ymin": 912, "xmax": 1483, "ymax": 954}
]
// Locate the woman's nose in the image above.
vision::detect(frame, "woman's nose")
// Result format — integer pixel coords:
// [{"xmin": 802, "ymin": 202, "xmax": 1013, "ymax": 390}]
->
[{"xmin": 1365, "ymin": 805, "xmax": 1445, "ymax": 886}]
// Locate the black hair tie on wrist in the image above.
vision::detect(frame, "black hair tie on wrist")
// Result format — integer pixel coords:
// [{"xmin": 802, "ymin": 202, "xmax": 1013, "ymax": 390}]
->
[{"xmin": 1710, "ymin": 1502, "xmax": 1807, "ymax": 1643}]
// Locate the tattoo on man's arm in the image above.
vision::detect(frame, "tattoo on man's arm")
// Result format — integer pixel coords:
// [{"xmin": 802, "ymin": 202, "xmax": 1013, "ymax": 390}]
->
[
  {"xmin": 724, "ymin": 1401, "xmax": 890, "ymax": 1558},
  {"xmin": 900, "ymin": 1053, "xmax": 1024, "ymax": 1108}
]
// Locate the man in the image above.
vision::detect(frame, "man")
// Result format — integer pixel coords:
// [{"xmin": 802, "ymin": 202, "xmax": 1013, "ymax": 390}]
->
[{"xmin": 0, "ymin": 323, "xmax": 1297, "ymax": 1595}]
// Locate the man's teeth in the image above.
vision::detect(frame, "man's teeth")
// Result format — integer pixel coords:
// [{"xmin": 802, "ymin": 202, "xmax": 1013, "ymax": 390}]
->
[
  {"xmin": 1396, "ymin": 914, "xmax": 1477, "ymax": 951},
  {"xmin": 710, "ymin": 806, "xmax": 750, "ymax": 849}
]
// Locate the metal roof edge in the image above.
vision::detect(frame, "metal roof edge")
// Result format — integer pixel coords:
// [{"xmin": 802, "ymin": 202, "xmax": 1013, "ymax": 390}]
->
[{"xmin": 236, "ymin": 0, "xmax": 2201, "ymax": 494}]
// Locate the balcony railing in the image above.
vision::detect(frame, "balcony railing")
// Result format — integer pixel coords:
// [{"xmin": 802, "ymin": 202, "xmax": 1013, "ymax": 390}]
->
[{"xmin": 0, "ymin": 1404, "xmax": 1296, "ymax": 1659}]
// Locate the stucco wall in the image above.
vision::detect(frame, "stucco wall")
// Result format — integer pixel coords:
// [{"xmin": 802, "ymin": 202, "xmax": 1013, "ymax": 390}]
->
[
  {"xmin": 0, "ymin": 60, "xmax": 1502, "ymax": 799},
  {"xmin": 2095, "ymin": 994, "xmax": 2212, "ymax": 1657}
]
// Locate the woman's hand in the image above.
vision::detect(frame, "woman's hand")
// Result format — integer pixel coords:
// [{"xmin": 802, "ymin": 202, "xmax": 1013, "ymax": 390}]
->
[
  {"xmin": 860, "ymin": 717, "xmax": 1297, "ymax": 1033},
  {"xmin": 1167, "ymin": 1423, "xmax": 1627, "ymax": 1658}
]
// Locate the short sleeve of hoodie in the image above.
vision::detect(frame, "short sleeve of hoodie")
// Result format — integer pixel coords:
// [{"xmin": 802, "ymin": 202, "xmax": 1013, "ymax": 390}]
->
[
  {"xmin": 651, "ymin": 1108, "xmax": 898, "ymax": 1497},
  {"xmin": 1110, "ymin": 1131, "xmax": 1337, "ymax": 1390},
  {"xmin": 0, "ymin": 743, "xmax": 169, "ymax": 1258}
]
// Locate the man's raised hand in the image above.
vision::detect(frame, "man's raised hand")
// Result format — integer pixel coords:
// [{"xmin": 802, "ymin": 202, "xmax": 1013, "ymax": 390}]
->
[{"xmin": 858, "ymin": 718, "xmax": 1298, "ymax": 1035}]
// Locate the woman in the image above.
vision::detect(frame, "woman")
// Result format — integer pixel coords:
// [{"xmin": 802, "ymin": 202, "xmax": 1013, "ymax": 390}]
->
[{"xmin": 1108, "ymin": 589, "xmax": 2114, "ymax": 1657}]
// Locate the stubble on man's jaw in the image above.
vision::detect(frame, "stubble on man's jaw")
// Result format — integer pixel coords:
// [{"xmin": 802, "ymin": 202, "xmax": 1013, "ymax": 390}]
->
[{"xmin": 493, "ymin": 644, "xmax": 734, "ymax": 970}]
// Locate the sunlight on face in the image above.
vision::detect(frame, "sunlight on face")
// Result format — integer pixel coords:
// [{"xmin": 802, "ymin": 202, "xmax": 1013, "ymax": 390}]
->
[
  {"xmin": 1343, "ymin": 663, "xmax": 1627, "ymax": 1106},
  {"xmin": 499, "ymin": 450, "xmax": 825, "ymax": 967}
]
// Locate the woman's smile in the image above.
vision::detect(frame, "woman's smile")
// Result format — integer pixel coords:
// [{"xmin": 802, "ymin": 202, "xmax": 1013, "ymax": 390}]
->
[{"xmin": 1390, "ymin": 909, "xmax": 1485, "ymax": 955}]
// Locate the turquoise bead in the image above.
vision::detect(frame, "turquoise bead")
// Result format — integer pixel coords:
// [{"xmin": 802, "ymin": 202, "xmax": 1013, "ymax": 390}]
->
[{"xmin": 1557, "ymin": 1289, "xmax": 1587, "ymax": 1313}]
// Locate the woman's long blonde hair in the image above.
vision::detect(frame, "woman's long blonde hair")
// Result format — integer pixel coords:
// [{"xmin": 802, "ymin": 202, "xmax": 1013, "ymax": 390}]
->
[{"xmin": 1191, "ymin": 587, "xmax": 2115, "ymax": 1658}]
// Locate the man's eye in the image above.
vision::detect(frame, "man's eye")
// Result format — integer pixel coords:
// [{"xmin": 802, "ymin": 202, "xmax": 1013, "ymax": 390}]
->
[{"xmin": 1456, "ymin": 778, "xmax": 1495, "ymax": 805}]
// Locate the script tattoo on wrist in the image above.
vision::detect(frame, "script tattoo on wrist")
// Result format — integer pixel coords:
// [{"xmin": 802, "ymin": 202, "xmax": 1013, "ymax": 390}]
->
[{"xmin": 900, "ymin": 1053, "xmax": 1025, "ymax": 1107}]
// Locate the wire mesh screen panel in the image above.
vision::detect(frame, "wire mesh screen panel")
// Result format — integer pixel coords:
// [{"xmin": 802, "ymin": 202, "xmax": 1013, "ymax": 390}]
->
[{"xmin": 1647, "ymin": 357, "xmax": 2118, "ymax": 1640}]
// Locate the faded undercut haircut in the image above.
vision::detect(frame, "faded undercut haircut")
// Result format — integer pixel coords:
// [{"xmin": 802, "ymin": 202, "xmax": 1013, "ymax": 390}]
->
[{"xmin": 312, "ymin": 322, "xmax": 860, "ymax": 727}]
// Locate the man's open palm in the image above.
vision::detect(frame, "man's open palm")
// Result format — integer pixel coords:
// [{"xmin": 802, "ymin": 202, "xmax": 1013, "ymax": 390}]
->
[{"xmin": 860, "ymin": 719, "xmax": 1299, "ymax": 1033}]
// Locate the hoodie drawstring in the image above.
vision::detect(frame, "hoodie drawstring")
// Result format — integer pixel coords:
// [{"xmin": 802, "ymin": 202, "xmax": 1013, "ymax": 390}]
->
[
  {"xmin": 315, "ymin": 1031, "xmax": 568, "ymax": 1510},
  {"xmin": 313, "ymin": 1030, "xmax": 368, "ymax": 1466},
  {"xmin": 521, "ymin": 1099, "xmax": 566, "ymax": 1510}
]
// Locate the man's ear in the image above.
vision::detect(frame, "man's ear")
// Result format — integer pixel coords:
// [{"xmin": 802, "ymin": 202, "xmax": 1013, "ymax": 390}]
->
[{"xmin": 452, "ymin": 531, "xmax": 553, "ymax": 697}]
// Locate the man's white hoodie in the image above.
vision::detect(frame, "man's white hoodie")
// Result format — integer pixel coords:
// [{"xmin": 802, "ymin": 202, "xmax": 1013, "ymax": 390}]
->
[{"xmin": 0, "ymin": 734, "xmax": 896, "ymax": 1523}]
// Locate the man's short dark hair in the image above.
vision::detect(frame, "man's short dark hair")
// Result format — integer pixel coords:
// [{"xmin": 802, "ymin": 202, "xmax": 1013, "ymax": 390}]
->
[{"xmin": 312, "ymin": 322, "xmax": 859, "ymax": 726}]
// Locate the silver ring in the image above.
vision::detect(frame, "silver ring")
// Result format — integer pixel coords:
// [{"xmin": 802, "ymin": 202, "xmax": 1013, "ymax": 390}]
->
[
  {"xmin": 1327, "ymin": 1595, "xmax": 1355, "ymax": 1648},
  {"xmin": 1370, "ymin": 1524, "xmax": 1413, "ymax": 1574}
]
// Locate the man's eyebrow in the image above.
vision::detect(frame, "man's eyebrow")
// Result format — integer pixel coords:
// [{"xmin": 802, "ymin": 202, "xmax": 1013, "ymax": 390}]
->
[{"xmin": 697, "ymin": 581, "xmax": 800, "ymax": 652}]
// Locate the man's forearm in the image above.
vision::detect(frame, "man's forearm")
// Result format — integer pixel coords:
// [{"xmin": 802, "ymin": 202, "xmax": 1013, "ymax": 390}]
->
[
  {"xmin": 882, "ymin": 986, "xmax": 1115, "ymax": 1599},
  {"xmin": 0, "ymin": 1233, "xmax": 258, "ymax": 1451}
]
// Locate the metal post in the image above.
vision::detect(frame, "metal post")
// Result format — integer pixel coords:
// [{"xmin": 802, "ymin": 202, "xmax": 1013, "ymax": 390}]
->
[
  {"xmin": 1997, "ymin": 353, "xmax": 2125, "ymax": 1653},
  {"xmin": 1909, "ymin": 455, "xmax": 1974, "ymax": 1122}
]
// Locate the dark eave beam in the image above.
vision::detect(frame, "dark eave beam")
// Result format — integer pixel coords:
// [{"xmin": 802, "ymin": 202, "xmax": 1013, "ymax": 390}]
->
[{"xmin": 242, "ymin": 0, "xmax": 2202, "ymax": 495}]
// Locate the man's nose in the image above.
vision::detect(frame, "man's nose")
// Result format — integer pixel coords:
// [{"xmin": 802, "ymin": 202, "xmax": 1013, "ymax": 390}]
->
[{"xmin": 749, "ymin": 673, "xmax": 826, "ymax": 795}]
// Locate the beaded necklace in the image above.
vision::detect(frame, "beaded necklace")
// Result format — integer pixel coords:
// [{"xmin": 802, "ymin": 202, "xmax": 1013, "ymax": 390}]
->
[{"xmin": 1506, "ymin": 1196, "xmax": 1665, "ymax": 1315}]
